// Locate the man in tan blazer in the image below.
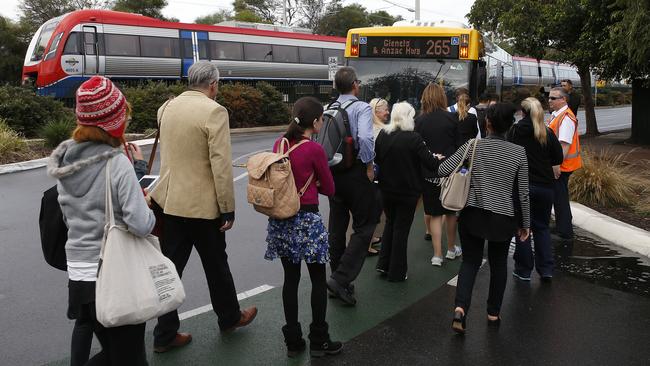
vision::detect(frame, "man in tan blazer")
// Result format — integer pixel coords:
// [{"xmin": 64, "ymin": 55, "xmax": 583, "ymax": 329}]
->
[{"xmin": 150, "ymin": 61, "xmax": 257, "ymax": 353}]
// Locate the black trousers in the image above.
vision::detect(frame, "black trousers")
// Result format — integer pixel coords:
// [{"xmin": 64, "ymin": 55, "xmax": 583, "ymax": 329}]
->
[
  {"xmin": 72, "ymin": 302, "xmax": 147, "ymax": 366},
  {"xmin": 553, "ymin": 171, "xmax": 574, "ymax": 238},
  {"xmin": 153, "ymin": 214, "xmax": 241, "ymax": 347},
  {"xmin": 454, "ymin": 220, "xmax": 510, "ymax": 317},
  {"xmin": 328, "ymin": 163, "xmax": 379, "ymax": 286},
  {"xmin": 376, "ymin": 193, "xmax": 418, "ymax": 281},
  {"xmin": 280, "ymin": 258, "xmax": 327, "ymax": 327}
]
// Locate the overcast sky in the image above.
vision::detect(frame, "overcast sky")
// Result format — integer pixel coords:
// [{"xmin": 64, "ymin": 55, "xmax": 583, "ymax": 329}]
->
[{"xmin": 1, "ymin": 0, "xmax": 475, "ymax": 26}]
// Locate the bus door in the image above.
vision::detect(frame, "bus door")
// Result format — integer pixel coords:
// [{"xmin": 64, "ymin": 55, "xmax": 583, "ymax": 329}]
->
[
  {"xmin": 180, "ymin": 30, "xmax": 209, "ymax": 77},
  {"xmin": 82, "ymin": 26, "xmax": 99, "ymax": 76}
]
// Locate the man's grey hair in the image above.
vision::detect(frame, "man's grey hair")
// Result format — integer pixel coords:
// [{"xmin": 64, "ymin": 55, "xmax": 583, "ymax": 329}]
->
[
  {"xmin": 188, "ymin": 61, "xmax": 220, "ymax": 89},
  {"xmin": 550, "ymin": 87, "xmax": 569, "ymax": 100}
]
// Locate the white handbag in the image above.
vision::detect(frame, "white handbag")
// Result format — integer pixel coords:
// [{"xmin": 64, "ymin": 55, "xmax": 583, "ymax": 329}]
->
[
  {"xmin": 439, "ymin": 139, "xmax": 478, "ymax": 211},
  {"xmin": 95, "ymin": 159, "xmax": 185, "ymax": 327}
]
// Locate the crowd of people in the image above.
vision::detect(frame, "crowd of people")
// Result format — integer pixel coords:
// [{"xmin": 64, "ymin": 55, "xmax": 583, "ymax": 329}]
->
[{"xmin": 47, "ymin": 61, "xmax": 582, "ymax": 364}]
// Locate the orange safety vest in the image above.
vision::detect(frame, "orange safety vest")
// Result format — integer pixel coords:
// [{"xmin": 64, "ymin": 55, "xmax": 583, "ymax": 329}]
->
[{"xmin": 549, "ymin": 107, "xmax": 582, "ymax": 172}]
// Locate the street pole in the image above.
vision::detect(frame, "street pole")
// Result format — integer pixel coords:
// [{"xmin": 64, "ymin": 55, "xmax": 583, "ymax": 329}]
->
[
  {"xmin": 415, "ymin": 0, "xmax": 420, "ymax": 20},
  {"xmin": 283, "ymin": 0, "xmax": 287, "ymax": 26}
]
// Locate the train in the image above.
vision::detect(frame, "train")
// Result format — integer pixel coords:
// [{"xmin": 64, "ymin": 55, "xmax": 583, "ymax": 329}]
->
[{"xmin": 22, "ymin": 9, "xmax": 346, "ymax": 100}]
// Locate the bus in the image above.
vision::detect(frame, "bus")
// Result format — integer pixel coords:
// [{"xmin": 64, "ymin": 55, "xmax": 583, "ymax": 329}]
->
[
  {"xmin": 344, "ymin": 20, "xmax": 486, "ymax": 109},
  {"xmin": 22, "ymin": 9, "xmax": 345, "ymax": 102}
]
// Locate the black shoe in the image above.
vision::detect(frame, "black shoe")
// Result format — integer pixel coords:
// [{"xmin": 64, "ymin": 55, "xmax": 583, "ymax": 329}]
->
[
  {"xmin": 282, "ymin": 323, "xmax": 306, "ymax": 358},
  {"xmin": 487, "ymin": 316, "xmax": 501, "ymax": 327},
  {"xmin": 326, "ymin": 278, "xmax": 357, "ymax": 306},
  {"xmin": 541, "ymin": 276, "xmax": 553, "ymax": 283},
  {"xmin": 424, "ymin": 233, "xmax": 432, "ymax": 241},
  {"xmin": 452, "ymin": 310, "xmax": 466, "ymax": 334},
  {"xmin": 376, "ymin": 267, "xmax": 388, "ymax": 277},
  {"xmin": 387, "ymin": 274, "xmax": 408, "ymax": 282},
  {"xmin": 309, "ymin": 323, "xmax": 343, "ymax": 358}
]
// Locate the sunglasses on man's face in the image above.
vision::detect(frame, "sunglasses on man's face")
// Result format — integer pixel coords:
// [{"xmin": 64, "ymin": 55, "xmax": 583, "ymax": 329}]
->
[
  {"xmin": 355, "ymin": 79, "xmax": 362, "ymax": 85},
  {"xmin": 548, "ymin": 96, "xmax": 563, "ymax": 100}
]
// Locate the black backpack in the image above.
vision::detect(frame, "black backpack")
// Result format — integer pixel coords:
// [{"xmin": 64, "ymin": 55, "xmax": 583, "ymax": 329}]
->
[
  {"xmin": 38, "ymin": 185, "xmax": 67, "ymax": 271},
  {"xmin": 314, "ymin": 100, "xmax": 359, "ymax": 171}
]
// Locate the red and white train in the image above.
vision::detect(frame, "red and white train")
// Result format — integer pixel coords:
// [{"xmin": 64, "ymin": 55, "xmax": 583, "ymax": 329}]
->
[{"xmin": 22, "ymin": 10, "xmax": 346, "ymax": 99}]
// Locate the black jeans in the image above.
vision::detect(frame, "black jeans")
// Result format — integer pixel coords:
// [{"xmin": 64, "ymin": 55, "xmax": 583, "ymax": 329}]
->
[
  {"xmin": 72, "ymin": 302, "xmax": 147, "ymax": 366},
  {"xmin": 455, "ymin": 221, "xmax": 510, "ymax": 317},
  {"xmin": 514, "ymin": 183, "xmax": 554, "ymax": 277},
  {"xmin": 553, "ymin": 171, "xmax": 574, "ymax": 238},
  {"xmin": 280, "ymin": 258, "xmax": 327, "ymax": 327},
  {"xmin": 154, "ymin": 214, "xmax": 241, "ymax": 347},
  {"xmin": 328, "ymin": 163, "xmax": 379, "ymax": 286},
  {"xmin": 376, "ymin": 193, "xmax": 418, "ymax": 281}
]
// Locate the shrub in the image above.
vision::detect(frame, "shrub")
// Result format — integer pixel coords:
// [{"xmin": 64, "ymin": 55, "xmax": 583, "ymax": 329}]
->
[
  {"xmin": 40, "ymin": 117, "xmax": 76, "ymax": 148},
  {"xmin": 216, "ymin": 83, "xmax": 263, "ymax": 128},
  {"xmin": 0, "ymin": 119, "xmax": 26, "ymax": 157},
  {"xmin": 121, "ymin": 81, "xmax": 187, "ymax": 133},
  {"xmin": 256, "ymin": 81, "xmax": 291, "ymax": 126},
  {"xmin": 0, "ymin": 85, "xmax": 74, "ymax": 137},
  {"xmin": 569, "ymin": 149, "xmax": 642, "ymax": 207}
]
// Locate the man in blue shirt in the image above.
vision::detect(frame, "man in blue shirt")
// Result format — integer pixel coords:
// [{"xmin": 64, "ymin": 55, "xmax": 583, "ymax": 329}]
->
[{"xmin": 327, "ymin": 67, "xmax": 379, "ymax": 306}]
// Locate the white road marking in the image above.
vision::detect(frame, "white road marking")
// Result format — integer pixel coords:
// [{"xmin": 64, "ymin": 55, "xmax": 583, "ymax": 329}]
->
[
  {"xmin": 178, "ymin": 284, "xmax": 274, "ymax": 320},
  {"xmin": 447, "ymin": 259, "xmax": 487, "ymax": 287}
]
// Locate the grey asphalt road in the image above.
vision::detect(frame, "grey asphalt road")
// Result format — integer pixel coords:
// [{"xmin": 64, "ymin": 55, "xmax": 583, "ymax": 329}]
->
[{"xmin": 0, "ymin": 106, "xmax": 633, "ymax": 365}]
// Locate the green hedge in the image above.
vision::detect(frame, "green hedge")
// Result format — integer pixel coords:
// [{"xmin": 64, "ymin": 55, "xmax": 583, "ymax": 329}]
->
[
  {"xmin": 120, "ymin": 81, "xmax": 186, "ymax": 132},
  {"xmin": 0, "ymin": 85, "xmax": 74, "ymax": 138}
]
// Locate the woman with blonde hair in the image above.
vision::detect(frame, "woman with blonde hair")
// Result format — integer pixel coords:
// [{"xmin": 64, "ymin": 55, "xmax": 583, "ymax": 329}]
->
[
  {"xmin": 367, "ymin": 98, "xmax": 390, "ymax": 255},
  {"xmin": 507, "ymin": 97, "xmax": 563, "ymax": 282},
  {"xmin": 374, "ymin": 102, "xmax": 444, "ymax": 281},
  {"xmin": 415, "ymin": 83, "xmax": 461, "ymax": 267},
  {"xmin": 454, "ymin": 93, "xmax": 480, "ymax": 144},
  {"xmin": 48, "ymin": 76, "xmax": 155, "ymax": 364}
]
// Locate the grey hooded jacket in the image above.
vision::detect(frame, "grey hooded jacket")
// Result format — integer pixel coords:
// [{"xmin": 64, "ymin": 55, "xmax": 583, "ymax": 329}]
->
[{"xmin": 48, "ymin": 140, "xmax": 156, "ymax": 264}]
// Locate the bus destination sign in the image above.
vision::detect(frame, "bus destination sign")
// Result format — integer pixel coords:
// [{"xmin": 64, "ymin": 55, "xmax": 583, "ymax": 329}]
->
[{"xmin": 360, "ymin": 36, "xmax": 460, "ymax": 59}]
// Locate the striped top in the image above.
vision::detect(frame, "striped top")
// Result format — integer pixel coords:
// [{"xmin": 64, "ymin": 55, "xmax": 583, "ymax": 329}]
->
[{"xmin": 438, "ymin": 137, "xmax": 530, "ymax": 228}]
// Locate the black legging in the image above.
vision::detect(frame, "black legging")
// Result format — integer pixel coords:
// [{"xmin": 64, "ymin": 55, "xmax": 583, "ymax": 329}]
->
[{"xmin": 281, "ymin": 258, "xmax": 327, "ymax": 326}]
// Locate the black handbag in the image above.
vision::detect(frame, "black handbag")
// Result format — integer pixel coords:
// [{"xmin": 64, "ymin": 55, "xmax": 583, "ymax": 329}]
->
[{"xmin": 38, "ymin": 185, "xmax": 68, "ymax": 271}]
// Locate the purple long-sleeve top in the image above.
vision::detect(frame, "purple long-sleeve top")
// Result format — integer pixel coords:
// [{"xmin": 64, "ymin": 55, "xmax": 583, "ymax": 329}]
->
[{"xmin": 273, "ymin": 137, "xmax": 335, "ymax": 205}]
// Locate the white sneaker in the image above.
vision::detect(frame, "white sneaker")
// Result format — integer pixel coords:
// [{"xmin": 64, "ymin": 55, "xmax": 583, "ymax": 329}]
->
[
  {"xmin": 431, "ymin": 256, "xmax": 443, "ymax": 266},
  {"xmin": 446, "ymin": 246, "xmax": 462, "ymax": 260}
]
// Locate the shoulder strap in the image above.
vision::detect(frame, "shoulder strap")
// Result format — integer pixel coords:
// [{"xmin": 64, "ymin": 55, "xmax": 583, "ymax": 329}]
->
[
  {"xmin": 147, "ymin": 98, "xmax": 174, "ymax": 175},
  {"xmin": 341, "ymin": 99, "xmax": 359, "ymax": 110},
  {"xmin": 281, "ymin": 138, "xmax": 310, "ymax": 156},
  {"xmin": 298, "ymin": 173, "xmax": 314, "ymax": 197},
  {"xmin": 467, "ymin": 139, "xmax": 479, "ymax": 172}
]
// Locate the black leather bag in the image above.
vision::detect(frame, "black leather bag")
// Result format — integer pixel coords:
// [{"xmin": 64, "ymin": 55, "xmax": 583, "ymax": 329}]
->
[{"xmin": 38, "ymin": 185, "xmax": 68, "ymax": 271}]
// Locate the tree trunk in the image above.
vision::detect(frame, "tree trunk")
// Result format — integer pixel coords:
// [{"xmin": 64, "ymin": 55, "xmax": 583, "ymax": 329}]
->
[
  {"xmin": 631, "ymin": 79, "xmax": 650, "ymax": 145},
  {"xmin": 578, "ymin": 66, "xmax": 599, "ymax": 136}
]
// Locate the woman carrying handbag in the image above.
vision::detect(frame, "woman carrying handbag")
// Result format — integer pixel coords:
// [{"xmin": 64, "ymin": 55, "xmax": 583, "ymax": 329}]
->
[{"xmin": 48, "ymin": 76, "xmax": 156, "ymax": 365}]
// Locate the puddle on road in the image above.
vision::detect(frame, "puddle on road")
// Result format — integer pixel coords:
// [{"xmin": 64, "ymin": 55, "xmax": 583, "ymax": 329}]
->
[{"xmin": 555, "ymin": 235, "xmax": 650, "ymax": 297}]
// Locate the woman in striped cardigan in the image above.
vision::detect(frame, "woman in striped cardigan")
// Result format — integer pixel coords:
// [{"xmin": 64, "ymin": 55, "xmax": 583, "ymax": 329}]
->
[{"xmin": 437, "ymin": 103, "xmax": 531, "ymax": 333}]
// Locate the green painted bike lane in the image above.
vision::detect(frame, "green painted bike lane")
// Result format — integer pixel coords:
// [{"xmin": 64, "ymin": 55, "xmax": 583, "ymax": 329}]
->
[{"xmin": 47, "ymin": 208, "xmax": 460, "ymax": 366}]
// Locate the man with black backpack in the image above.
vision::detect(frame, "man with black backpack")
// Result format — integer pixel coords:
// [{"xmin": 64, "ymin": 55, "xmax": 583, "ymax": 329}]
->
[{"xmin": 320, "ymin": 66, "xmax": 378, "ymax": 306}]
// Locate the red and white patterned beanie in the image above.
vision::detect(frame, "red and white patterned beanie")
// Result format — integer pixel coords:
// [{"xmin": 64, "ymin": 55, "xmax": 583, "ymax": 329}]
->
[{"xmin": 75, "ymin": 76, "xmax": 128, "ymax": 138}]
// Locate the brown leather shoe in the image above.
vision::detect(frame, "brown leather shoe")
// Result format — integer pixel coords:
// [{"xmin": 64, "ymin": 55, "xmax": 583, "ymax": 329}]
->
[
  {"xmin": 153, "ymin": 332, "xmax": 192, "ymax": 353},
  {"xmin": 222, "ymin": 306, "xmax": 258, "ymax": 332}
]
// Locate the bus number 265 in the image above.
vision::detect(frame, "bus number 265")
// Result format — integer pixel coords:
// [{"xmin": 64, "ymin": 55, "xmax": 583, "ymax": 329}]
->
[{"xmin": 426, "ymin": 40, "xmax": 451, "ymax": 56}]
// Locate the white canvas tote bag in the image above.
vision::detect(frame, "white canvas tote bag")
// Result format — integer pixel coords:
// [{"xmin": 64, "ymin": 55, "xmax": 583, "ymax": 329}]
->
[{"xmin": 96, "ymin": 159, "xmax": 185, "ymax": 327}]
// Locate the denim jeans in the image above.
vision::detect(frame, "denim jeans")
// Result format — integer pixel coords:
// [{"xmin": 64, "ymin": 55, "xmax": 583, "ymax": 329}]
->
[{"xmin": 514, "ymin": 183, "xmax": 555, "ymax": 277}]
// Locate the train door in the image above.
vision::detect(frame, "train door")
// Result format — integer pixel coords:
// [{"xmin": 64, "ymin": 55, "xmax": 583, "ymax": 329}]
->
[
  {"xmin": 180, "ymin": 30, "xmax": 209, "ymax": 77},
  {"xmin": 82, "ymin": 26, "xmax": 99, "ymax": 76}
]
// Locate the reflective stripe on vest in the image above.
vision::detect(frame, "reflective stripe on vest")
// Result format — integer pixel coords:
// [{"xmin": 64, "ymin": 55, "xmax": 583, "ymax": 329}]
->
[{"xmin": 549, "ymin": 108, "xmax": 582, "ymax": 172}]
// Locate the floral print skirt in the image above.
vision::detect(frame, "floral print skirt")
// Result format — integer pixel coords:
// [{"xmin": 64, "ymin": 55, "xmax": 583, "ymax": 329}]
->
[{"xmin": 265, "ymin": 210, "xmax": 329, "ymax": 264}]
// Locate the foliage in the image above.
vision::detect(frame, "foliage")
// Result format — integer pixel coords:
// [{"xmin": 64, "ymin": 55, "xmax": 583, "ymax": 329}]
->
[
  {"xmin": 0, "ymin": 85, "xmax": 73, "ymax": 137},
  {"xmin": 0, "ymin": 17, "xmax": 30, "ymax": 84},
  {"xmin": 367, "ymin": 10, "xmax": 403, "ymax": 27},
  {"xmin": 255, "ymin": 82, "xmax": 290, "ymax": 126},
  {"xmin": 120, "ymin": 81, "xmax": 186, "ymax": 132},
  {"xmin": 569, "ymin": 149, "xmax": 642, "ymax": 207},
  {"xmin": 233, "ymin": 0, "xmax": 276, "ymax": 24},
  {"xmin": 0, "ymin": 119, "xmax": 27, "ymax": 157},
  {"xmin": 112, "ymin": 0, "xmax": 168, "ymax": 20},
  {"xmin": 466, "ymin": 0, "xmax": 514, "ymax": 43},
  {"xmin": 18, "ymin": 0, "xmax": 109, "ymax": 32},
  {"xmin": 40, "ymin": 117, "xmax": 75, "ymax": 148},
  {"xmin": 317, "ymin": 4, "xmax": 369, "ymax": 36},
  {"xmin": 216, "ymin": 83, "xmax": 263, "ymax": 129},
  {"xmin": 298, "ymin": 0, "xmax": 339, "ymax": 31},
  {"xmin": 195, "ymin": 10, "xmax": 232, "ymax": 25}
]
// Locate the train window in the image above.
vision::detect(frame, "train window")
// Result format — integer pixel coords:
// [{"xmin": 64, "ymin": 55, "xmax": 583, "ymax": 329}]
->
[
  {"xmin": 44, "ymin": 32, "xmax": 64, "ymax": 60},
  {"xmin": 210, "ymin": 41, "xmax": 243, "ymax": 60},
  {"xmin": 198, "ymin": 40, "xmax": 209, "ymax": 59},
  {"xmin": 522, "ymin": 65, "xmax": 536, "ymax": 75},
  {"xmin": 299, "ymin": 47, "xmax": 322, "ymax": 64},
  {"xmin": 272, "ymin": 45, "xmax": 298, "ymax": 63},
  {"xmin": 31, "ymin": 20, "xmax": 59, "ymax": 61},
  {"xmin": 63, "ymin": 32, "xmax": 81, "ymax": 55},
  {"xmin": 105, "ymin": 34, "xmax": 139, "ymax": 57},
  {"xmin": 244, "ymin": 43, "xmax": 272, "ymax": 61},
  {"xmin": 541, "ymin": 67, "xmax": 553, "ymax": 76},
  {"xmin": 140, "ymin": 36, "xmax": 180, "ymax": 58},
  {"xmin": 322, "ymin": 49, "xmax": 344, "ymax": 65}
]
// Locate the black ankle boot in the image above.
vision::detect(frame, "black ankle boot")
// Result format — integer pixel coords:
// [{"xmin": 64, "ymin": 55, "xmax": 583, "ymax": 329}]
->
[
  {"xmin": 282, "ymin": 323, "xmax": 306, "ymax": 358},
  {"xmin": 308, "ymin": 323, "xmax": 343, "ymax": 358}
]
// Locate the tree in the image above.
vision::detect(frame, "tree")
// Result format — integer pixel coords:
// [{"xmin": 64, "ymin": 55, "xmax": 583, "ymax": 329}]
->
[
  {"xmin": 112, "ymin": 0, "xmax": 167, "ymax": 19},
  {"xmin": 368, "ymin": 10, "xmax": 403, "ymax": 27},
  {"xmin": 18, "ymin": 0, "xmax": 109, "ymax": 32},
  {"xmin": 316, "ymin": 3, "xmax": 369, "ymax": 36},
  {"xmin": 195, "ymin": 10, "xmax": 232, "ymax": 25},
  {"xmin": 298, "ymin": 0, "xmax": 339, "ymax": 31},
  {"xmin": 468, "ymin": 0, "xmax": 617, "ymax": 136},
  {"xmin": 0, "ymin": 17, "xmax": 30, "ymax": 84},
  {"xmin": 233, "ymin": 0, "xmax": 276, "ymax": 24},
  {"xmin": 600, "ymin": 0, "xmax": 650, "ymax": 144}
]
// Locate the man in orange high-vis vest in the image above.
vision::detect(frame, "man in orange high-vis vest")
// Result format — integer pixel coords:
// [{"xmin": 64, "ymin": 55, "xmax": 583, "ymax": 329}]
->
[{"xmin": 548, "ymin": 87, "xmax": 582, "ymax": 240}]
